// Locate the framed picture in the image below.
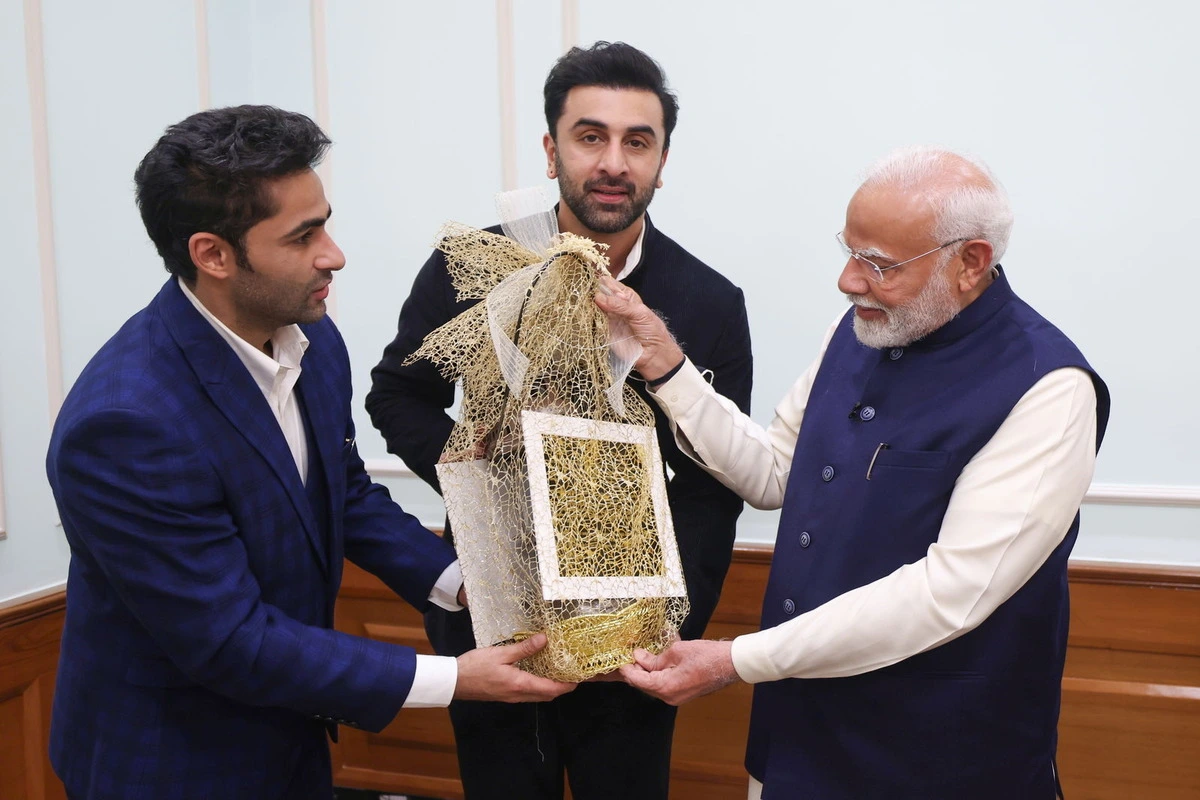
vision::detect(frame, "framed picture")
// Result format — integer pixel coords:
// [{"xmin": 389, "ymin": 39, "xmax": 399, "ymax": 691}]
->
[{"xmin": 521, "ymin": 410, "xmax": 685, "ymax": 601}]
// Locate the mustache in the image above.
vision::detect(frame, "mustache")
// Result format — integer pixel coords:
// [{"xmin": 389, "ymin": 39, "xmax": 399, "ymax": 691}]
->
[
  {"xmin": 846, "ymin": 294, "xmax": 886, "ymax": 310},
  {"xmin": 583, "ymin": 177, "xmax": 636, "ymax": 194}
]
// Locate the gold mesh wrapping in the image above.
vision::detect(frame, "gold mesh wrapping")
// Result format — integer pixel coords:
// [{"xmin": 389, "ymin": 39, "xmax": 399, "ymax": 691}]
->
[{"xmin": 407, "ymin": 224, "xmax": 689, "ymax": 682}]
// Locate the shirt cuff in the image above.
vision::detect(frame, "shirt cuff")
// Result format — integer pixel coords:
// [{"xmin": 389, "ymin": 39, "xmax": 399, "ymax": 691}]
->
[
  {"xmin": 730, "ymin": 631, "xmax": 782, "ymax": 685},
  {"xmin": 647, "ymin": 357, "xmax": 711, "ymax": 412},
  {"xmin": 644, "ymin": 356, "xmax": 687, "ymax": 388},
  {"xmin": 403, "ymin": 654, "xmax": 459, "ymax": 708},
  {"xmin": 428, "ymin": 560, "xmax": 464, "ymax": 611}
]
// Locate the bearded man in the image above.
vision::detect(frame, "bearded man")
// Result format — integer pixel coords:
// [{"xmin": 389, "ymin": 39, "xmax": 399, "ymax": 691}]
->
[
  {"xmin": 601, "ymin": 147, "xmax": 1111, "ymax": 800},
  {"xmin": 367, "ymin": 41, "xmax": 752, "ymax": 800}
]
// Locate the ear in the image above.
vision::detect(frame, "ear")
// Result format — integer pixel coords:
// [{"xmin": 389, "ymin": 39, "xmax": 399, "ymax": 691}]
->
[
  {"xmin": 955, "ymin": 239, "xmax": 995, "ymax": 293},
  {"xmin": 656, "ymin": 147, "xmax": 670, "ymax": 189},
  {"xmin": 188, "ymin": 232, "xmax": 237, "ymax": 282},
  {"xmin": 543, "ymin": 132, "xmax": 557, "ymax": 178}
]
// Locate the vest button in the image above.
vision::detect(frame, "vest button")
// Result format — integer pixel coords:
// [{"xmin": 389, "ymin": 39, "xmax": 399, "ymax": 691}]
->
[
  {"xmin": 783, "ymin": 598, "xmax": 796, "ymax": 615},
  {"xmin": 821, "ymin": 465, "xmax": 835, "ymax": 482},
  {"xmin": 889, "ymin": 348, "xmax": 904, "ymax": 360},
  {"xmin": 799, "ymin": 531, "xmax": 811, "ymax": 548},
  {"xmin": 859, "ymin": 405, "xmax": 876, "ymax": 421}
]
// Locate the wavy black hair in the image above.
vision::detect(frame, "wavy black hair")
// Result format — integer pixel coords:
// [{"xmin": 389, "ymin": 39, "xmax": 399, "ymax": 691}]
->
[
  {"xmin": 543, "ymin": 41, "xmax": 679, "ymax": 150},
  {"xmin": 133, "ymin": 105, "xmax": 330, "ymax": 281}
]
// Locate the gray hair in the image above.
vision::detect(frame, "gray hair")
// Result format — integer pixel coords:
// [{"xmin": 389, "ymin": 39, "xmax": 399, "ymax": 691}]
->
[{"xmin": 861, "ymin": 146, "xmax": 1013, "ymax": 268}]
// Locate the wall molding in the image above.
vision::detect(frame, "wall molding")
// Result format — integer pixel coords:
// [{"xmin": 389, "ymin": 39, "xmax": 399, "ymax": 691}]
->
[
  {"xmin": 23, "ymin": 0, "xmax": 64, "ymax": 421},
  {"xmin": 308, "ymin": 0, "xmax": 337, "ymax": 322},
  {"xmin": 194, "ymin": 0, "xmax": 210, "ymax": 109},
  {"xmin": 0, "ymin": 430, "xmax": 6, "ymax": 540},
  {"xmin": 1084, "ymin": 482, "xmax": 1200, "ymax": 508},
  {"xmin": 495, "ymin": 0, "xmax": 517, "ymax": 192},
  {"xmin": 363, "ymin": 458, "xmax": 1200, "ymax": 510},
  {"xmin": 0, "ymin": 585, "xmax": 65, "ymax": 623},
  {"xmin": 0, "ymin": 580, "xmax": 65, "ymax": 613},
  {"xmin": 561, "ymin": 0, "xmax": 579, "ymax": 52}
]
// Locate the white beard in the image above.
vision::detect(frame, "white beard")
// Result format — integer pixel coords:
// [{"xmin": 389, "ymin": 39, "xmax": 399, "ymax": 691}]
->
[{"xmin": 849, "ymin": 265, "xmax": 961, "ymax": 349}]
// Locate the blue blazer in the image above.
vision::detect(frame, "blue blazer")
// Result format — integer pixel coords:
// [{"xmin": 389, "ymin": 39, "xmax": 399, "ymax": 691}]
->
[{"xmin": 46, "ymin": 278, "xmax": 457, "ymax": 799}]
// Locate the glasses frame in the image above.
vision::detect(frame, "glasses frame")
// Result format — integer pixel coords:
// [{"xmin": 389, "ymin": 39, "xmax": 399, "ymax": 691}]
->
[{"xmin": 837, "ymin": 231, "xmax": 969, "ymax": 284}]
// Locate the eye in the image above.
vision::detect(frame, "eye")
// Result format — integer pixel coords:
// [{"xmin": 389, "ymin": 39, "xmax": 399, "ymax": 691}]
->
[
  {"xmin": 295, "ymin": 229, "xmax": 315, "ymax": 245},
  {"xmin": 581, "ymin": 133, "xmax": 603, "ymax": 144},
  {"xmin": 626, "ymin": 139, "xmax": 648, "ymax": 149}
]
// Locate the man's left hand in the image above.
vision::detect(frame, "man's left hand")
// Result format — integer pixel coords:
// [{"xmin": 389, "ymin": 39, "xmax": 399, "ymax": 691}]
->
[{"xmin": 618, "ymin": 639, "xmax": 741, "ymax": 705}]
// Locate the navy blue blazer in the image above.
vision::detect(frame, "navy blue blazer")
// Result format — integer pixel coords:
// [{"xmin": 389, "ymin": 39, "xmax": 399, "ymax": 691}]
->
[{"xmin": 46, "ymin": 278, "xmax": 457, "ymax": 799}]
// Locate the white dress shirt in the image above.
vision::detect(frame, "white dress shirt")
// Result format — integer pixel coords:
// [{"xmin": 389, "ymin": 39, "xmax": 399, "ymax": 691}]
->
[
  {"xmin": 647, "ymin": 312, "xmax": 1098, "ymax": 684},
  {"xmin": 612, "ymin": 219, "xmax": 647, "ymax": 281},
  {"xmin": 179, "ymin": 279, "xmax": 462, "ymax": 708}
]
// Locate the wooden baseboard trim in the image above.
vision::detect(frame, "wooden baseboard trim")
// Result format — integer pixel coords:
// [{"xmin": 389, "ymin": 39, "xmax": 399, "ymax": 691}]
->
[{"xmin": 0, "ymin": 591, "xmax": 65, "ymax": 630}]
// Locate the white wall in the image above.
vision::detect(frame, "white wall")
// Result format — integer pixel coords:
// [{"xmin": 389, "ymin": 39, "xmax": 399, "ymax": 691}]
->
[{"xmin": 2, "ymin": 0, "xmax": 1197, "ymax": 605}]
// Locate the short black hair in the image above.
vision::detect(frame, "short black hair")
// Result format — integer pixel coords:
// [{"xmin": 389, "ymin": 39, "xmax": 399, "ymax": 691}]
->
[
  {"xmin": 543, "ymin": 41, "xmax": 679, "ymax": 150},
  {"xmin": 133, "ymin": 105, "xmax": 331, "ymax": 281}
]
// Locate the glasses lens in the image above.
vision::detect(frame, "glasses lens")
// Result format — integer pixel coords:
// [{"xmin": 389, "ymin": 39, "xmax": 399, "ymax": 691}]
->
[{"xmin": 839, "ymin": 233, "xmax": 885, "ymax": 283}]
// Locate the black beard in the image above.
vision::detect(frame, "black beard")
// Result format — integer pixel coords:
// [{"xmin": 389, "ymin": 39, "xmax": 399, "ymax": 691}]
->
[{"xmin": 556, "ymin": 157, "xmax": 658, "ymax": 234}]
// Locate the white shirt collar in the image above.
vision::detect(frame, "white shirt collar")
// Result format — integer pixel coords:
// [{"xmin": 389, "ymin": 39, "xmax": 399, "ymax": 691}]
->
[
  {"xmin": 613, "ymin": 219, "xmax": 648, "ymax": 282},
  {"xmin": 177, "ymin": 277, "xmax": 309, "ymax": 399}
]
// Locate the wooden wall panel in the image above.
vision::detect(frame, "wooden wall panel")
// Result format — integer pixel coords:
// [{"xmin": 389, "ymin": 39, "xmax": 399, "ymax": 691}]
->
[
  {"xmin": 2, "ymin": 551, "xmax": 1196, "ymax": 799},
  {"xmin": 1057, "ymin": 564, "xmax": 1200, "ymax": 799},
  {"xmin": 0, "ymin": 593, "xmax": 66, "ymax": 800},
  {"xmin": 333, "ymin": 551, "xmax": 1200, "ymax": 800}
]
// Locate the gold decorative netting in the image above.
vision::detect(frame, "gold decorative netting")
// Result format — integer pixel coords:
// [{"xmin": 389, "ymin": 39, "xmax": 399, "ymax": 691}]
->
[{"xmin": 406, "ymin": 219, "xmax": 688, "ymax": 682}]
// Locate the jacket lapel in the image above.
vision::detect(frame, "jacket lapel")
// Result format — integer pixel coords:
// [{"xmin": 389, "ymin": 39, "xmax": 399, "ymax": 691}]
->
[{"xmin": 155, "ymin": 279, "xmax": 328, "ymax": 576}]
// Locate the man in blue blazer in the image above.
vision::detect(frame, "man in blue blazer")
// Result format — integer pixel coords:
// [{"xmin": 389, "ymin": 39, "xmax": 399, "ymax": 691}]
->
[{"xmin": 45, "ymin": 105, "xmax": 573, "ymax": 800}]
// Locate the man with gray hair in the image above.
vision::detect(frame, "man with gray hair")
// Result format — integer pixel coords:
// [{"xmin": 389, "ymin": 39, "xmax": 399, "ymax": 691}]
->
[{"xmin": 598, "ymin": 147, "xmax": 1110, "ymax": 799}]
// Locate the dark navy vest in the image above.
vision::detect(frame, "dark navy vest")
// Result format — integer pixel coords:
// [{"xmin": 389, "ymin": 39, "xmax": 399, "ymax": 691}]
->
[{"xmin": 747, "ymin": 271, "xmax": 1110, "ymax": 799}]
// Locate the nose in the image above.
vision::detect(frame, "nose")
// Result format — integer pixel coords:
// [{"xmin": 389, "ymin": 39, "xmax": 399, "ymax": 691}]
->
[
  {"xmin": 837, "ymin": 256, "xmax": 869, "ymax": 296},
  {"xmin": 317, "ymin": 230, "xmax": 346, "ymax": 272},
  {"xmin": 597, "ymin": 139, "xmax": 629, "ymax": 177}
]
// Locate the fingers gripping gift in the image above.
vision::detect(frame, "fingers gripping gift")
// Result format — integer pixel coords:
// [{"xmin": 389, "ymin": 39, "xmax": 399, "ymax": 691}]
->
[{"xmin": 405, "ymin": 187, "xmax": 688, "ymax": 682}]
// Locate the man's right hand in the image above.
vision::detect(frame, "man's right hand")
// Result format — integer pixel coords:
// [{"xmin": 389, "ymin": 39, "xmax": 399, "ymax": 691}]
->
[
  {"xmin": 594, "ymin": 274, "xmax": 685, "ymax": 383},
  {"xmin": 454, "ymin": 633, "xmax": 577, "ymax": 702}
]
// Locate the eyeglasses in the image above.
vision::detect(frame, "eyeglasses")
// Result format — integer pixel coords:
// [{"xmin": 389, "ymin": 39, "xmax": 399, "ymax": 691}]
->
[{"xmin": 836, "ymin": 231, "xmax": 968, "ymax": 284}]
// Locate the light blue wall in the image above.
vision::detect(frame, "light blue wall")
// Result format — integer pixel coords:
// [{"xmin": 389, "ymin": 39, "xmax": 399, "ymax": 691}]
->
[
  {"xmin": 0, "ymin": 0, "xmax": 69, "ymax": 601},
  {"xmin": 2, "ymin": 0, "xmax": 1197, "ymax": 605}
]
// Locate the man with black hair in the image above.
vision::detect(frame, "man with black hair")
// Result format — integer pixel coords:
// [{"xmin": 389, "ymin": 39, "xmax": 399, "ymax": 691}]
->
[
  {"xmin": 368, "ymin": 42, "xmax": 753, "ymax": 800},
  {"xmin": 46, "ymin": 105, "xmax": 572, "ymax": 800}
]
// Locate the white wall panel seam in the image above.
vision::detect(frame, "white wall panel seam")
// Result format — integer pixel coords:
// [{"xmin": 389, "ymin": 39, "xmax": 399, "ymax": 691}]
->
[
  {"xmin": 195, "ymin": 0, "xmax": 210, "ymax": 109},
  {"xmin": 0, "ymin": 431, "xmax": 6, "ymax": 540},
  {"xmin": 23, "ymin": 0, "xmax": 64, "ymax": 422},
  {"xmin": 496, "ymin": 0, "xmax": 517, "ymax": 191},
  {"xmin": 561, "ymin": 0, "xmax": 579, "ymax": 51},
  {"xmin": 310, "ymin": 0, "xmax": 337, "ymax": 321}
]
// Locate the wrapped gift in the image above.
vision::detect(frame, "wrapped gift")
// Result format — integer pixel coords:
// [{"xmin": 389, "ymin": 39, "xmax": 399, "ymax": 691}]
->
[{"xmin": 406, "ymin": 189, "xmax": 688, "ymax": 681}]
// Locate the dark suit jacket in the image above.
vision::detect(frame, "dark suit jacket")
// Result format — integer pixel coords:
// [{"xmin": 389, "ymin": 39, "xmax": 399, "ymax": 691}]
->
[
  {"xmin": 46, "ymin": 278, "xmax": 457, "ymax": 799},
  {"xmin": 367, "ymin": 215, "xmax": 752, "ymax": 640}
]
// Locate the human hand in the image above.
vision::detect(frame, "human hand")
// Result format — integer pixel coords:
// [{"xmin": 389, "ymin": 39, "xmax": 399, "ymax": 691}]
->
[
  {"xmin": 457, "ymin": 585, "xmax": 469, "ymax": 608},
  {"xmin": 594, "ymin": 274, "xmax": 685, "ymax": 384},
  {"xmin": 454, "ymin": 633, "xmax": 577, "ymax": 702},
  {"xmin": 618, "ymin": 639, "xmax": 740, "ymax": 706}
]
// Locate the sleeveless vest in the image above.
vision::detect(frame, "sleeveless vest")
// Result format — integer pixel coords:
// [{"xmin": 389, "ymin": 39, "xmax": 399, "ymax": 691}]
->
[{"xmin": 747, "ymin": 271, "xmax": 1110, "ymax": 799}]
